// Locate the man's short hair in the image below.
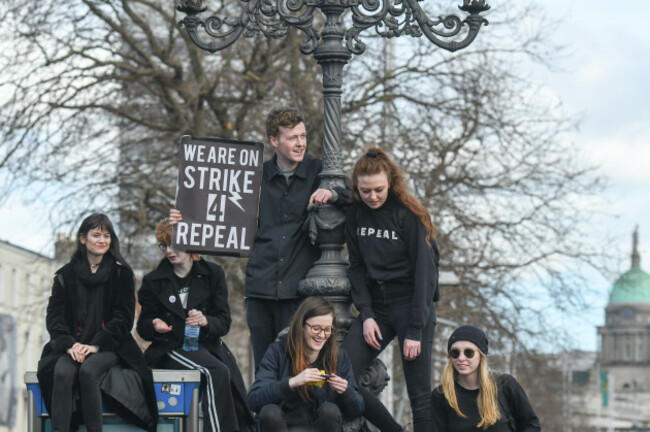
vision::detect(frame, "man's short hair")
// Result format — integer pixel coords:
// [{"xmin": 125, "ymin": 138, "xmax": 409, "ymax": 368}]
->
[{"xmin": 265, "ymin": 107, "xmax": 304, "ymax": 139}]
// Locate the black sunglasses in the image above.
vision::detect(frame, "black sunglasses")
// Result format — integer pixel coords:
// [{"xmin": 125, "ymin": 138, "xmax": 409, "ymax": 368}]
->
[{"xmin": 449, "ymin": 348, "xmax": 476, "ymax": 359}]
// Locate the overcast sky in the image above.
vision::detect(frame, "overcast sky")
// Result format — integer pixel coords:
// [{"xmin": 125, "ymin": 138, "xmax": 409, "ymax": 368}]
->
[
  {"xmin": 526, "ymin": 0, "xmax": 650, "ymax": 350},
  {"xmin": 1, "ymin": 0, "xmax": 648, "ymax": 351}
]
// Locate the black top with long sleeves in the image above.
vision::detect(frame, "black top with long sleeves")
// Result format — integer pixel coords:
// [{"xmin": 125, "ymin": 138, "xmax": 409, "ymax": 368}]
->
[
  {"xmin": 431, "ymin": 374, "xmax": 542, "ymax": 432},
  {"xmin": 345, "ymin": 195, "xmax": 439, "ymax": 341}
]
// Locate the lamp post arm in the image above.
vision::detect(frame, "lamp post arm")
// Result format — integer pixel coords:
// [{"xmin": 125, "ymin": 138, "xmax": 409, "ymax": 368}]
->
[
  {"xmin": 345, "ymin": 0, "xmax": 396, "ymax": 55},
  {"xmin": 177, "ymin": 5, "xmax": 251, "ymax": 53},
  {"xmin": 345, "ymin": 0, "xmax": 489, "ymax": 55},
  {"xmin": 178, "ymin": 0, "xmax": 322, "ymax": 55},
  {"xmin": 405, "ymin": 0, "xmax": 489, "ymax": 52},
  {"xmin": 274, "ymin": 1, "xmax": 321, "ymax": 55}
]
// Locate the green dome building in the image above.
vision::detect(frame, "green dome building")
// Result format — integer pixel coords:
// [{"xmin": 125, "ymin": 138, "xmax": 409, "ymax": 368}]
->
[
  {"xmin": 609, "ymin": 266, "xmax": 650, "ymax": 304},
  {"xmin": 598, "ymin": 227, "xmax": 650, "ymax": 397},
  {"xmin": 608, "ymin": 233, "xmax": 650, "ymax": 304}
]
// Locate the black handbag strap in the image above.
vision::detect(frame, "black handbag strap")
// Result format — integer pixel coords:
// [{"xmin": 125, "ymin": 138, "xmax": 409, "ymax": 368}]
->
[{"xmin": 497, "ymin": 376, "xmax": 517, "ymax": 432}]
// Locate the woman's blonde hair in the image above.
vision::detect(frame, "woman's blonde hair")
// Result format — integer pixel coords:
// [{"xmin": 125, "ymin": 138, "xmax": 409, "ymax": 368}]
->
[{"xmin": 441, "ymin": 349, "xmax": 500, "ymax": 429}]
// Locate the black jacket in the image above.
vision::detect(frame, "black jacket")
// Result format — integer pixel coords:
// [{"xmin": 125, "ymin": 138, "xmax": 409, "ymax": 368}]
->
[
  {"xmin": 431, "ymin": 374, "xmax": 542, "ymax": 432},
  {"xmin": 137, "ymin": 258, "xmax": 231, "ymax": 360},
  {"xmin": 245, "ymin": 154, "xmax": 348, "ymax": 300},
  {"xmin": 136, "ymin": 258, "xmax": 254, "ymax": 427},
  {"xmin": 37, "ymin": 259, "xmax": 158, "ymax": 432},
  {"xmin": 247, "ymin": 335, "xmax": 364, "ymax": 423}
]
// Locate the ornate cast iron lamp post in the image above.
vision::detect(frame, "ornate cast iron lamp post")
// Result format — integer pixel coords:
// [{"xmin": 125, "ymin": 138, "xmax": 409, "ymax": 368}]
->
[
  {"xmin": 176, "ymin": 0, "xmax": 488, "ymax": 316},
  {"xmin": 176, "ymin": 0, "xmax": 487, "ymax": 419}
]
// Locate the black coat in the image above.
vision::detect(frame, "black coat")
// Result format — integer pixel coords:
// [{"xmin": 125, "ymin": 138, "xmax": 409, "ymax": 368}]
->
[
  {"xmin": 37, "ymin": 259, "xmax": 159, "ymax": 432},
  {"xmin": 137, "ymin": 258, "xmax": 254, "ymax": 428}
]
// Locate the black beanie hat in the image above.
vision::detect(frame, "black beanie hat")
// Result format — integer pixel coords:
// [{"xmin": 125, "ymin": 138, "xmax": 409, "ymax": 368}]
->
[{"xmin": 447, "ymin": 325, "xmax": 489, "ymax": 355}]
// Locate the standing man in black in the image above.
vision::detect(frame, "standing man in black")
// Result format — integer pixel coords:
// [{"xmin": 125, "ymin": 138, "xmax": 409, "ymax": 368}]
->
[
  {"xmin": 244, "ymin": 107, "xmax": 349, "ymax": 369},
  {"xmin": 171, "ymin": 107, "xmax": 348, "ymax": 370}
]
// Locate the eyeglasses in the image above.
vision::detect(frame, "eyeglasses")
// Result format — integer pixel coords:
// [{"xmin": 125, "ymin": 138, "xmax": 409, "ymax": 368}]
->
[
  {"xmin": 449, "ymin": 348, "xmax": 477, "ymax": 359},
  {"xmin": 305, "ymin": 322, "xmax": 335, "ymax": 336},
  {"xmin": 158, "ymin": 243, "xmax": 175, "ymax": 253}
]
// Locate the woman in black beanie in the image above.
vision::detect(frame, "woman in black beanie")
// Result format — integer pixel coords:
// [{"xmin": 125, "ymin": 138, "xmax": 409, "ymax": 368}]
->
[{"xmin": 431, "ymin": 325, "xmax": 541, "ymax": 431}]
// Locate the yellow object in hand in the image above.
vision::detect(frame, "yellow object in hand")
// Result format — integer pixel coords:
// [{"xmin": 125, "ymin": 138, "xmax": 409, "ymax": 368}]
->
[{"xmin": 308, "ymin": 370, "xmax": 327, "ymax": 388}]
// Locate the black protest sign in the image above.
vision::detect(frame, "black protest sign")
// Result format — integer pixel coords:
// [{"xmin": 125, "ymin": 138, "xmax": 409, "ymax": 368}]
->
[{"xmin": 173, "ymin": 135, "xmax": 264, "ymax": 257}]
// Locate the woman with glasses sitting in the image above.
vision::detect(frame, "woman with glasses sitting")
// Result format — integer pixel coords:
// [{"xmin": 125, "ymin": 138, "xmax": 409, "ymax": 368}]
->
[
  {"xmin": 247, "ymin": 296, "xmax": 364, "ymax": 432},
  {"xmin": 431, "ymin": 325, "xmax": 541, "ymax": 431},
  {"xmin": 136, "ymin": 218, "xmax": 254, "ymax": 432}
]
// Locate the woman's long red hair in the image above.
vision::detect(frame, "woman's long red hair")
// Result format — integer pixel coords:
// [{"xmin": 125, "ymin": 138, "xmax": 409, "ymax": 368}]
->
[{"xmin": 350, "ymin": 147, "xmax": 437, "ymax": 242}]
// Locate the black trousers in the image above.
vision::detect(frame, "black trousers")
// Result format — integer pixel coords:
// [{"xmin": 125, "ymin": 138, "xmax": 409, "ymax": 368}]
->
[
  {"xmin": 51, "ymin": 351, "xmax": 119, "ymax": 432},
  {"xmin": 258, "ymin": 402, "xmax": 342, "ymax": 432},
  {"xmin": 159, "ymin": 347, "xmax": 239, "ymax": 432},
  {"xmin": 246, "ymin": 298, "xmax": 302, "ymax": 370},
  {"xmin": 343, "ymin": 298, "xmax": 435, "ymax": 432}
]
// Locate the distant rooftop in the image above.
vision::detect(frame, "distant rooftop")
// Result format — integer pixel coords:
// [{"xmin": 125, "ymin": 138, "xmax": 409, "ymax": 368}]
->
[{"xmin": 0, "ymin": 238, "xmax": 54, "ymax": 261}]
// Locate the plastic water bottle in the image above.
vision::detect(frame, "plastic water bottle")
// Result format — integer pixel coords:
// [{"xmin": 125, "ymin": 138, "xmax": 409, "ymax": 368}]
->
[{"xmin": 183, "ymin": 310, "xmax": 199, "ymax": 351}]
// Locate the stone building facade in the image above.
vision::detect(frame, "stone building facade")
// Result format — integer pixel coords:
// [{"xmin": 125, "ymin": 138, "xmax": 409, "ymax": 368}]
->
[
  {"xmin": 569, "ymin": 228, "xmax": 650, "ymax": 431},
  {"xmin": 0, "ymin": 239, "xmax": 62, "ymax": 432},
  {"xmin": 595, "ymin": 228, "xmax": 650, "ymax": 429}
]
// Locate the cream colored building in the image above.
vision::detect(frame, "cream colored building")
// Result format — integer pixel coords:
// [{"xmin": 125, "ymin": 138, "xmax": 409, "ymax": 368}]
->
[
  {"xmin": 568, "ymin": 228, "xmax": 650, "ymax": 432},
  {"xmin": 595, "ymin": 228, "xmax": 650, "ymax": 430},
  {"xmin": 0, "ymin": 238, "xmax": 62, "ymax": 432}
]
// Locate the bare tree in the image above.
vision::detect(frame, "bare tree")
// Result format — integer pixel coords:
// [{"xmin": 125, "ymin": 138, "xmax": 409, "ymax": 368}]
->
[
  {"xmin": 0, "ymin": 0, "xmax": 608, "ymax": 353},
  {"xmin": 339, "ymin": 3, "xmax": 607, "ymax": 349},
  {"xmin": 0, "ymin": 0, "xmax": 324, "ymax": 245}
]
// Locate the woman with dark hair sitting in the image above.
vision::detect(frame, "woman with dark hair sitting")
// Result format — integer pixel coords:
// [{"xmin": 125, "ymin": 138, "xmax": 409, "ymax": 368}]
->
[
  {"xmin": 136, "ymin": 218, "xmax": 254, "ymax": 432},
  {"xmin": 247, "ymin": 296, "xmax": 364, "ymax": 431},
  {"xmin": 37, "ymin": 213, "xmax": 158, "ymax": 432},
  {"xmin": 431, "ymin": 325, "xmax": 541, "ymax": 431}
]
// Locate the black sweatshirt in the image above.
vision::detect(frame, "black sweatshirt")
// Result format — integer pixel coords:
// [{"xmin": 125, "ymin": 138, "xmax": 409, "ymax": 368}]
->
[
  {"xmin": 431, "ymin": 374, "xmax": 542, "ymax": 432},
  {"xmin": 345, "ymin": 195, "xmax": 439, "ymax": 341}
]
